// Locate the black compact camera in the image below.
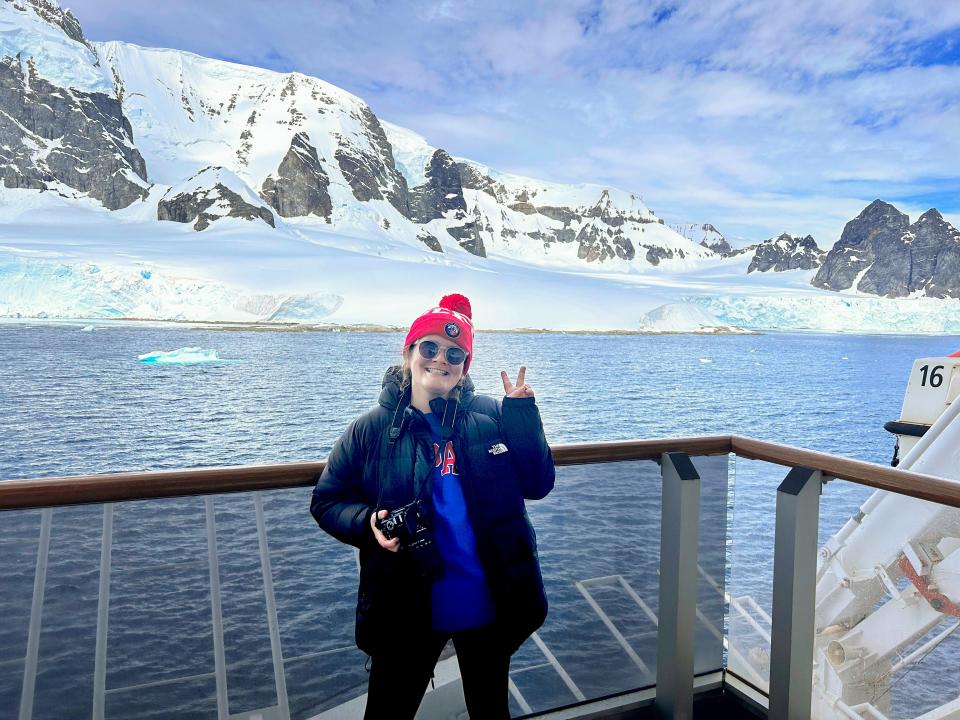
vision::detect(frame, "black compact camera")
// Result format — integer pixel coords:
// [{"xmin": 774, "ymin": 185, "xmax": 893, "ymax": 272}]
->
[{"xmin": 376, "ymin": 499, "xmax": 433, "ymax": 551}]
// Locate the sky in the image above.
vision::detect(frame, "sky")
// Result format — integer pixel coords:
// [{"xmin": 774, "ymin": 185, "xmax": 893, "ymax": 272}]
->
[{"xmin": 65, "ymin": 0, "xmax": 960, "ymax": 246}]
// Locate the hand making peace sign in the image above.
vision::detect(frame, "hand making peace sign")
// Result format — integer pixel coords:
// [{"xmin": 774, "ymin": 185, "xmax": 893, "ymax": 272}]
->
[{"xmin": 501, "ymin": 366, "xmax": 535, "ymax": 399}]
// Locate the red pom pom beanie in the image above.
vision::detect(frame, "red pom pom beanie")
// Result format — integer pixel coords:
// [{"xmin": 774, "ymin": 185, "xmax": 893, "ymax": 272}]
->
[{"xmin": 404, "ymin": 294, "xmax": 475, "ymax": 373}]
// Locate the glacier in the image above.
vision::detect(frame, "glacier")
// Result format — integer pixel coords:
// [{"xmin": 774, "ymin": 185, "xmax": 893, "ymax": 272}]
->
[
  {"xmin": 691, "ymin": 294, "xmax": 960, "ymax": 335},
  {"xmin": 0, "ymin": 2, "xmax": 112, "ymax": 93},
  {"xmin": 638, "ymin": 303, "xmax": 755, "ymax": 334},
  {"xmin": 0, "ymin": 251, "xmax": 342, "ymax": 323}
]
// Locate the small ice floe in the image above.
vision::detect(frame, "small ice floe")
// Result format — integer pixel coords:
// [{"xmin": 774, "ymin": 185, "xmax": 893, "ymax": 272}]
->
[
  {"xmin": 80, "ymin": 325, "xmax": 95, "ymax": 332},
  {"xmin": 699, "ymin": 357, "xmax": 713, "ymax": 364},
  {"xmin": 841, "ymin": 356, "xmax": 849, "ymax": 361},
  {"xmin": 138, "ymin": 347, "xmax": 224, "ymax": 364}
]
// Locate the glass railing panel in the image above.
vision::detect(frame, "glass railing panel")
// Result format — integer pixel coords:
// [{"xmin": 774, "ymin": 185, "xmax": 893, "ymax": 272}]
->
[
  {"xmin": 0, "ymin": 490, "xmax": 368, "ymax": 720},
  {"xmin": 690, "ymin": 454, "xmax": 729, "ymax": 676},
  {"xmin": 212, "ymin": 493, "xmax": 282, "ymax": 716},
  {"xmin": 726, "ymin": 456, "xmax": 778, "ymax": 692},
  {"xmin": 508, "ymin": 459, "xmax": 664, "ymax": 714},
  {"xmin": 509, "ymin": 453, "xmax": 728, "ymax": 715},
  {"xmin": 258, "ymin": 487, "xmax": 368, "ymax": 720},
  {"xmin": 510, "ymin": 459, "xmax": 661, "ymax": 708},
  {"xmin": 17, "ymin": 505, "xmax": 104, "ymax": 720},
  {"xmin": 105, "ymin": 497, "xmax": 218, "ymax": 719},
  {"xmin": 0, "ymin": 507, "xmax": 43, "ymax": 717},
  {"xmin": 813, "ymin": 478, "xmax": 960, "ymax": 720}
]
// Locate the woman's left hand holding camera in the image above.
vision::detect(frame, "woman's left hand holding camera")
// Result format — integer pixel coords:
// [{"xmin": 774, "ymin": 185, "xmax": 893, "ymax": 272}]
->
[{"xmin": 370, "ymin": 509, "xmax": 400, "ymax": 552}]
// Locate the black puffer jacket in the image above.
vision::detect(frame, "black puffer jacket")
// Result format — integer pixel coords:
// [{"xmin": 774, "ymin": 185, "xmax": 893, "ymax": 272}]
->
[{"xmin": 310, "ymin": 366, "xmax": 555, "ymax": 656}]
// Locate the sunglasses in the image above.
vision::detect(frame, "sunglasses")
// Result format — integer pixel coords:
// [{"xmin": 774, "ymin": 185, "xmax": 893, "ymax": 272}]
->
[{"xmin": 416, "ymin": 340, "xmax": 468, "ymax": 366}]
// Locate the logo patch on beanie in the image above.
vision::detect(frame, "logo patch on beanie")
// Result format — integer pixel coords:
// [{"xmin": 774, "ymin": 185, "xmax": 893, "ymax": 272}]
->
[{"xmin": 444, "ymin": 322, "xmax": 461, "ymax": 338}]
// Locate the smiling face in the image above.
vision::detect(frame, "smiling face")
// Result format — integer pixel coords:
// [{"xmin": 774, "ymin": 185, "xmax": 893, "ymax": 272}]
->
[{"xmin": 405, "ymin": 333, "xmax": 465, "ymax": 410}]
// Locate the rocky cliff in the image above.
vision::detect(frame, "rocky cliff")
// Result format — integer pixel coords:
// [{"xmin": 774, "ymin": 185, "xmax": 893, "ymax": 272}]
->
[
  {"xmin": 812, "ymin": 200, "xmax": 960, "ymax": 298},
  {"xmin": 0, "ymin": 1, "xmax": 148, "ymax": 209}
]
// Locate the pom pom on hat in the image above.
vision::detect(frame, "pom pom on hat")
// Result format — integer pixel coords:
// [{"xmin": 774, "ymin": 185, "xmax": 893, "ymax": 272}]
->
[
  {"xmin": 404, "ymin": 293, "xmax": 475, "ymax": 372},
  {"xmin": 439, "ymin": 293, "xmax": 472, "ymax": 318}
]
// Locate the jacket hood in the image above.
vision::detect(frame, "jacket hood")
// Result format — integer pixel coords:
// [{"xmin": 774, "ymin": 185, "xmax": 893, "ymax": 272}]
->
[{"xmin": 378, "ymin": 365, "xmax": 476, "ymax": 413}]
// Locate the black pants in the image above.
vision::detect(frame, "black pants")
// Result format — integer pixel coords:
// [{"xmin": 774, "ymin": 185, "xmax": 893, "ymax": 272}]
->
[{"xmin": 363, "ymin": 625, "xmax": 511, "ymax": 719}]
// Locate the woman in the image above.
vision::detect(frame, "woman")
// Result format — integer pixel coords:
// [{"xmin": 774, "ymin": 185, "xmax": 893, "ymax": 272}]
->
[{"xmin": 310, "ymin": 293, "xmax": 554, "ymax": 719}]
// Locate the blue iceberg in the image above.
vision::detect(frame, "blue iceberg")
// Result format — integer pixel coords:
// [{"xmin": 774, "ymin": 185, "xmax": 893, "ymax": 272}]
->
[{"xmin": 137, "ymin": 347, "xmax": 227, "ymax": 364}]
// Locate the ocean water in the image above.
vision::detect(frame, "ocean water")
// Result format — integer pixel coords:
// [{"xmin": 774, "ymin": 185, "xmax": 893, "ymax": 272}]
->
[{"xmin": 1, "ymin": 324, "xmax": 959, "ymax": 719}]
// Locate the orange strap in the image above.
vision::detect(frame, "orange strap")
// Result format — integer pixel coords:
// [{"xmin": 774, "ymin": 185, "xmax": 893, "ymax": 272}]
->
[{"xmin": 898, "ymin": 555, "xmax": 960, "ymax": 617}]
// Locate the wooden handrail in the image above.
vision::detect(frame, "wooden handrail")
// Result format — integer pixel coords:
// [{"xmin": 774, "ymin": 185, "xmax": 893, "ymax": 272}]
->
[
  {"xmin": 1, "ymin": 434, "xmax": 958, "ymax": 510},
  {"xmin": 550, "ymin": 435, "xmax": 731, "ymax": 465},
  {"xmin": 730, "ymin": 435, "xmax": 960, "ymax": 507}
]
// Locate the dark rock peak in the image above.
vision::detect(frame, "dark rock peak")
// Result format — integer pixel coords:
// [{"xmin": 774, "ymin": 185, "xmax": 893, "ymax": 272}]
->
[
  {"xmin": 673, "ymin": 222, "xmax": 730, "ymax": 255},
  {"xmin": 701, "ymin": 237, "xmax": 733, "ymax": 255},
  {"xmin": 446, "ymin": 222, "xmax": 486, "ymax": 257},
  {"xmin": 694, "ymin": 224, "xmax": 732, "ymax": 256},
  {"xmin": 159, "ymin": 168, "xmax": 275, "ymax": 231},
  {"xmin": 748, "ymin": 233, "xmax": 823, "ymax": 273},
  {"xmin": 591, "ymin": 189, "xmax": 612, "ymax": 210},
  {"xmin": 857, "ymin": 198, "xmax": 908, "ymax": 224},
  {"xmin": 289, "ymin": 131, "xmax": 313, "ymax": 154},
  {"xmin": 582, "ymin": 190, "xmax": 655, "ymax": 228},
  {"xmin": 334, "ymin": 106, "xmax": 409, "ymax": 215},
  {"xmin": 260, "ymin": 132, "xmax": 332, "ymax": 220},
  {"xmin": 772, "ymin": 232, "xmax": 819, "ymax": 249},
  {"xmin": 813, "ymin": 200, "xmax": 960, "ymax": 298},
  {"xmin": 812, "ymin": 199, "xmax": 911, "ymax": 292},
  {"xmin": 454, "ymin": 162, "xmax": 501, "ymax": 199},
  {"xmin": 586, "ymin": 190, "xmax": 616, "ymax": 221},
  {"xmin": 408, "ymin": 149, "xmax": 467, "ymax": 224},
  {"xmin": 916, "ymin": 208, "xmax": 945, "ymax": 225},
  {"xmin": 426, "ymin": 149, "xmax": 455, "ymax": 178}
]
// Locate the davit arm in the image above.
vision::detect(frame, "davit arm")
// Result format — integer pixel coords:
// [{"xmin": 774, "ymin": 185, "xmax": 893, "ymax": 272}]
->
[{"xmin": 813, "ymin": 393, "xmax": 960, "ymax": 719}]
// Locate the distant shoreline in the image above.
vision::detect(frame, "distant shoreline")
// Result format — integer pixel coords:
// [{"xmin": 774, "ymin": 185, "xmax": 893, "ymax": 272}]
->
[{"xmin": 0, "ymin": 316, "xmax": 761, "ymax": 335}]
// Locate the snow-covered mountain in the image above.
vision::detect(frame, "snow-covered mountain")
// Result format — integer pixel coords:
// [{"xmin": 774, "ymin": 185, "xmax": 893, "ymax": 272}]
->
[
  {"xmin": 93, "ymin": 28, "xmax": 712, "ymax": 269},
  {"xmin": 0, "ymin": 0, "xmax": 958, "ymax": 333},
  {"xmin": 673, "ymin": 223, "xmax": 733, "ymax": 256},
  {"xmin": 747, "ymin": 233, "xmax": 824, "ymax": 274},
  {"xmin": 6, "ymin": 0, "xmax": 711, "ymax": 266}
]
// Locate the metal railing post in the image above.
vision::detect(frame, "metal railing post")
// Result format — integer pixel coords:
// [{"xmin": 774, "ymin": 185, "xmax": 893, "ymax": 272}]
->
[
  {"xmin": 254, "ymin": 493, "xmax": 290, "ymax": 719},
  {"xmin": 205, "ymin": 497, "xmax": 229, "ymax": 720},
  {"xmin": 655, "ymin": 452, "xmax": 701, "ymax": 720},
  {"xmin": 769, "ymin": 467, "xmax": 822, "ymax": 720},
  {"xmin": 92, "ymin": 504, "xmax": 114, "ymax": 720},
  {"xmin": 19, "ymin": 507, "xmax": 52, "ymax": 720}
]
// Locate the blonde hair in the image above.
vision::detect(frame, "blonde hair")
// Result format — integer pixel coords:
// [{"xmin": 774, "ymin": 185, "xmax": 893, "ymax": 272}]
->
[{"xmin": 400, "ymin": 344, "xmax": 413, "ymax": 390}]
